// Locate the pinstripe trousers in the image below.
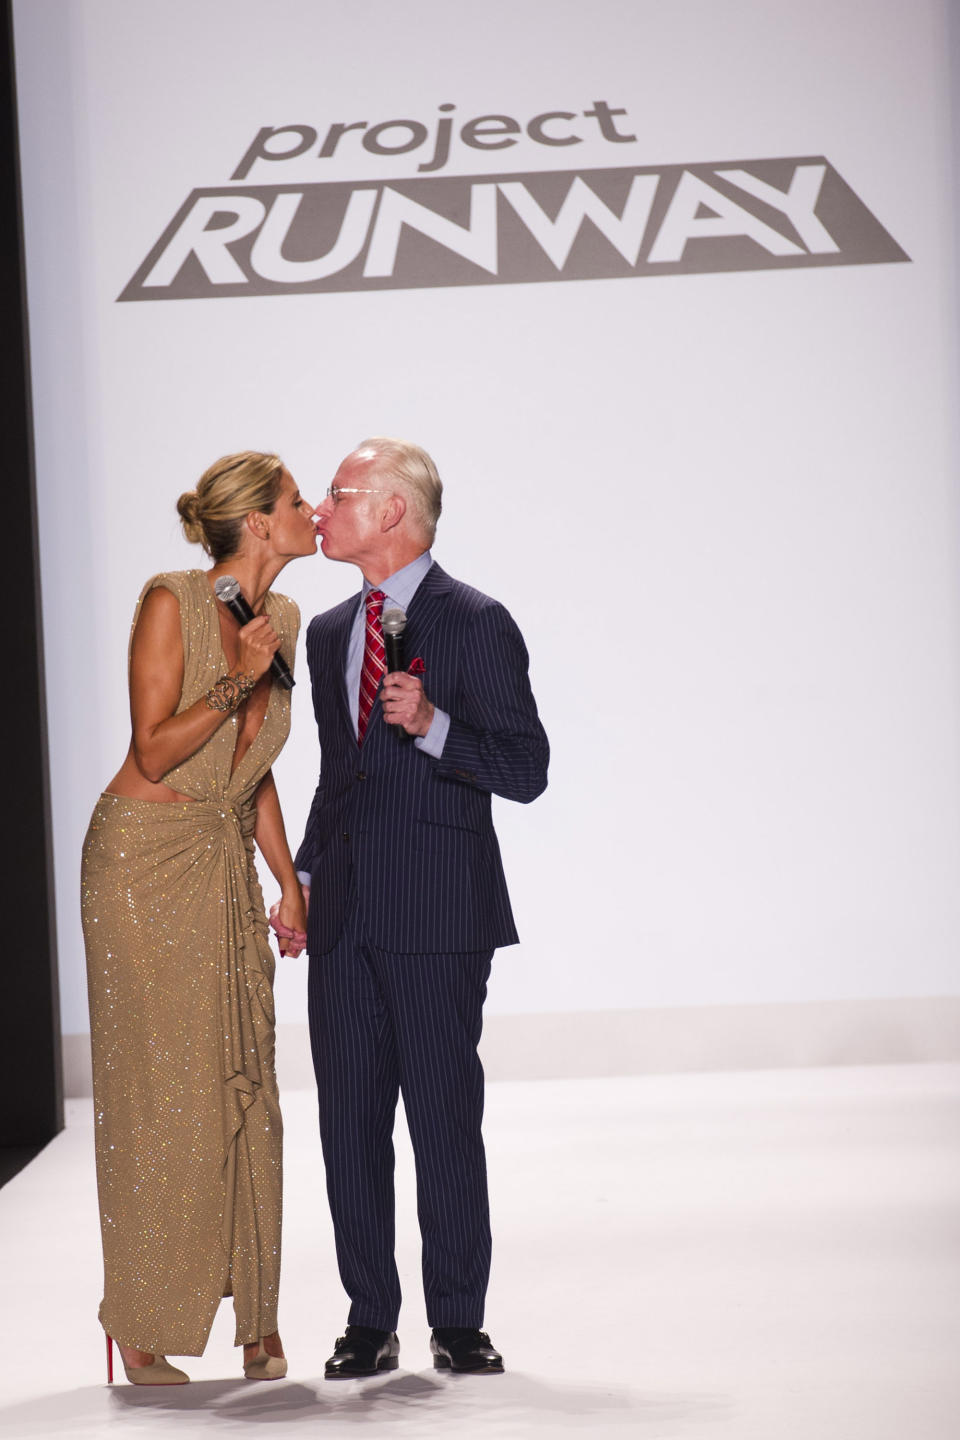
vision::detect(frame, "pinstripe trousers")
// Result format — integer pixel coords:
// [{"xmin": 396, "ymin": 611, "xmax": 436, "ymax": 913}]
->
[{"xmin": 307, "ymin": 891, "xmax": 494, "ymax": 1330}]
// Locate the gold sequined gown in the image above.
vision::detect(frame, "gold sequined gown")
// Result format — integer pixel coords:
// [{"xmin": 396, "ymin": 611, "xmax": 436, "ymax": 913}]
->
[{"xmin": 81, "ymin": 570, "xmax": 299, "ymax": 1356}]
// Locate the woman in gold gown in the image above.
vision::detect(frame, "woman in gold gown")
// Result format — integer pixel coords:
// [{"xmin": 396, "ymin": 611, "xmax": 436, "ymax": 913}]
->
[{"xmin": 82, "ymin": 452, "xmax": 317, "ymax": 1384}]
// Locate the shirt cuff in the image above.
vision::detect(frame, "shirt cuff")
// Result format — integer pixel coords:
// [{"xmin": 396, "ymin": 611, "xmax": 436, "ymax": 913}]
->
[
  {"xmin": 414, "ymin": 706, "xmax": 450, "ymax": 758},
  {"xmin": 296, "ymin": 870, "xmax": 311, "ymax": 887}
]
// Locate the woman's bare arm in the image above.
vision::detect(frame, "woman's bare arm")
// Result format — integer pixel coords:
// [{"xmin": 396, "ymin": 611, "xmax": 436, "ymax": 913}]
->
[{"xmin": 255, "ymin": 769, "xmax": 307, "ymax": 948}]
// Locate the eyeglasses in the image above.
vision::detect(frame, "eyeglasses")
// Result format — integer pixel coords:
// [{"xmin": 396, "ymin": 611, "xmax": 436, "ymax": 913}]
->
[{"xmin": 325, "ymin": 485, "xmax": 388, "ymax": 504}]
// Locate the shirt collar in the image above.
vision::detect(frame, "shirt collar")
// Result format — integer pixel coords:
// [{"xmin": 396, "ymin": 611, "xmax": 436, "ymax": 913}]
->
[{"xmin": 362, "ymin": 550, "xmax": 433, "ymax": 612}]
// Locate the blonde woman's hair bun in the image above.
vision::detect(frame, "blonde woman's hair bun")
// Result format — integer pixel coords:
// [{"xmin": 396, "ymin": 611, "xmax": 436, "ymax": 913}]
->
[
  {"xmin": 176, "ymin": 490, "xmax": 205, "ymax": 547},
  {"xmin": 177, "ymin": 452, "xmax": 284, "ymax": 561}
]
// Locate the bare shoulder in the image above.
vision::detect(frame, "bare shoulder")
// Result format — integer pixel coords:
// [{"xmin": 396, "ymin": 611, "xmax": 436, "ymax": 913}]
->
[
  {"xmin": 137, "ymin": 583, "xmax": 181, "ymax": 627},
  {"xmin": 131, "ymin": 584, "xmax": 184, "ymax": 665}
]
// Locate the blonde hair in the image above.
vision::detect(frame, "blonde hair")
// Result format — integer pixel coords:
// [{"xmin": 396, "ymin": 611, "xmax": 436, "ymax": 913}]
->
[
  {"xmin": 177, "ymin": 451, "xmax": 284, "ymax": 562},
  {"xmin": 353, "ymin": 436, "xmax": 443, "ymax": 544}
]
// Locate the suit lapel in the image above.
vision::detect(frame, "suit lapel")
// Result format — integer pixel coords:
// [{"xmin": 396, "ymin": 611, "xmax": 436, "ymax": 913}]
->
[
  {"xmin": 326, "ymin": 593, "xmax": 362, "ymax": 736},
  {"xmin": 401, "ymin": 562, "xmax": 453, "ymax": 664}
]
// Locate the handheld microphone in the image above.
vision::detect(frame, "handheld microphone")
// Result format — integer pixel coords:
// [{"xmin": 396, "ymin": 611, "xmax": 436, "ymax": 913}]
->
[
  {"xmin": 381, "ymin": 606, "xmax": 410, "ymax": 737},
  {"xmin": 381, "ymin": 607, "xmax": 407, "ymax": 672},
  {"xmin": 214, "ymin": 574, "xmax": 295, "ymax": 690}
]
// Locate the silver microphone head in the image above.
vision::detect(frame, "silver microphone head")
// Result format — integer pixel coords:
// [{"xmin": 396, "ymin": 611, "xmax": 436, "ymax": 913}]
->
[
  {"xmin": 381, "ymin": 607, "xmax": 407, "ymax": 637},
  {"xmin": 214, "ymin": 575, "xmax": 241, "ymax": 603}
]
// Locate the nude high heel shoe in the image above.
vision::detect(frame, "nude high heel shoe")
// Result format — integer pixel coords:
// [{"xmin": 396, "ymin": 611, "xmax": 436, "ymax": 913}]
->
[
  {"xmin": 107, "ymin": 1334, "xmax": 190, "ymax": 1385},
  {"xmin": 243, "ymin": 1340, "xmax": 288, "ymax": 1380}
]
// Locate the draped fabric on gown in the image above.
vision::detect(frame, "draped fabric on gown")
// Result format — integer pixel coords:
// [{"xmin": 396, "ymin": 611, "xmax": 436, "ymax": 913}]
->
[{"xmin": 81, "ymin": 570, "xmax": 299, "ymax": 1355}]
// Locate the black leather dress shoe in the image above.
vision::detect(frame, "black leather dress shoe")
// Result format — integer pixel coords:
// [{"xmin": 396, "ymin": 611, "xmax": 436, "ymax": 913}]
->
[
  {"xmin": 324, "ymin": 1325, "xmax": 400, "ymax": 1379},
  {"xmin": 430, "ymin": 1327, "xmax": 504, "ymax": 1373}
]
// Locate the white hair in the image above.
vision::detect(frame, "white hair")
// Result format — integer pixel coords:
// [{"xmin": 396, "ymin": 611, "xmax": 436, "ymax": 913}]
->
[{"xmin": 353, "ymin": 436, "xmax": 443, "ymax": 544}]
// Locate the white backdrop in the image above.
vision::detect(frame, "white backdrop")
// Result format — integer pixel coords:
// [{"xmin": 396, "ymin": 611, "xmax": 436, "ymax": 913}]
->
[{"xmin": 13, "ymin": 0, "xmax": 960, "ymax": 1043}]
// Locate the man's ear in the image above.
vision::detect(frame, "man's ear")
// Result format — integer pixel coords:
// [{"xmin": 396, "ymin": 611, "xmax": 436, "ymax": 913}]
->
[{"xmin": 380, "ymin": 492, "xmax": 406, "ymax": 533}]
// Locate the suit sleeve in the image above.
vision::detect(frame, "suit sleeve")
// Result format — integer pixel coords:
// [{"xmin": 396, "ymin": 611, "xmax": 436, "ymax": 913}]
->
[
  {"xmin": 429, "ymin": 601, "xmax": 549, "ymax": 804},
  {"xmin": 294, "ymin": 777, "xmax": 326, "ymax": 876},
  {"xmin": 293, "ymin": 619, "xmax": 327, "ymax": 875}
]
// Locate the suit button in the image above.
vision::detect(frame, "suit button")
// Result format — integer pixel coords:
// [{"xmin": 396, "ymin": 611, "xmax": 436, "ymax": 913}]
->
[
  {"xmin": 342, "ymin": 832, "xmax": 350, "ymax": 843},
  {"xmin": 356, "ymin": 770, "xmax": 367, "ymax": 781}
]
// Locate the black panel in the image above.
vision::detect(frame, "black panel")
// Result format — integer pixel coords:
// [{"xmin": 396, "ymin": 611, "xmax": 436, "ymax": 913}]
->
[{"xmin": 1, "ymin": 0, "xmax": 64, "ymax": 1182}]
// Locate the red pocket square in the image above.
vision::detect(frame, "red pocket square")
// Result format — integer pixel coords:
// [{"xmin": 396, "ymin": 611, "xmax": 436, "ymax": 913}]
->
[{"xmin": 408, "ymin": 656, "xmax": 426, "ymax": 675}]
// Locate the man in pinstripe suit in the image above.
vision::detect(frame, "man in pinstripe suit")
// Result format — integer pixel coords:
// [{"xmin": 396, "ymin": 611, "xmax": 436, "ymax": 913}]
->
[{"xmin": 293, "ymin": 437, "xmax": 549, "ymax": 1378}]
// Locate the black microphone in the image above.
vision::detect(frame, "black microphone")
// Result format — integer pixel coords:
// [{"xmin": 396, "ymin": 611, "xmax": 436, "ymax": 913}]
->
[
  {"xmin": 214, "ymin": 574, "xmax": 295, "ymax": 690},
  {"xmin": 381, "ymin": 606, "xmax": 407, "ymax": 673},
  {"xmin": 381, "ymin": 606, "xmax": 410, "ymax": 738}
]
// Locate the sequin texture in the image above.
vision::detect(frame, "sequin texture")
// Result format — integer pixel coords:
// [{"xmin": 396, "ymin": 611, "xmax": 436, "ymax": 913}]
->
[{"xmin": 81, "ymin": 571, "xmax": 298, "ymax": 1355}]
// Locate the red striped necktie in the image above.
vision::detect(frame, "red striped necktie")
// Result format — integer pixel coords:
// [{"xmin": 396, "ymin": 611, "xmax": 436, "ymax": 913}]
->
[{"xmin": 358, "ymin": 588, "xmax": 386, "ymax": 744}]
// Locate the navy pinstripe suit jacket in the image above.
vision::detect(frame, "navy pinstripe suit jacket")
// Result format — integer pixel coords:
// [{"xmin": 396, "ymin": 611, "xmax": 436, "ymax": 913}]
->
[{"xmin": 294, "ymin": 562, "xmax": 549, "ymax": 955}]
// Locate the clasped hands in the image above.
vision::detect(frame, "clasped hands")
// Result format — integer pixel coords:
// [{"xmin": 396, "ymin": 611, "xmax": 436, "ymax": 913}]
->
[{"xmin": 268, "ymin": 887, "xmax": 308, "ymax": 958}]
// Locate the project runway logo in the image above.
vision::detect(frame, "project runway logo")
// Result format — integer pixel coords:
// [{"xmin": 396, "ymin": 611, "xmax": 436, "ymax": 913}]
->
[{"xmin": 119, "ymin": 101, "xmax": 908, "ymax": 302}]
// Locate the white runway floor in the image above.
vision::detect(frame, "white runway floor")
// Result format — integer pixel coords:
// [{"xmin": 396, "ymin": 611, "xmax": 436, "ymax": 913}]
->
[{"xmin": 1, "ymin": 1064, "xmax": 958, "ymax": 1440}]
